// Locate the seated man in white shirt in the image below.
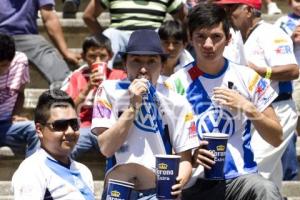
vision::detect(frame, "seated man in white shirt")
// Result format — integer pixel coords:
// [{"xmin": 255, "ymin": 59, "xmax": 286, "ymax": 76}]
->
[{"xmin": 12, "ymin": 89, "xmax": 95, "ymax": 200}]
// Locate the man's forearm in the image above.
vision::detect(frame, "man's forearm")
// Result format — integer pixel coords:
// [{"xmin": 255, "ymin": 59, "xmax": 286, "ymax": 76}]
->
[
  {"xmin": 98, "ymin": 108, "xmax": 136, "ymax": 157},
  {"xmin": 43, "ymin": 12, "xmax": 69, "ymax": 57},
  {"xmin": 246, "ymin": 105, "xmax": 282, "ymax": 147}
]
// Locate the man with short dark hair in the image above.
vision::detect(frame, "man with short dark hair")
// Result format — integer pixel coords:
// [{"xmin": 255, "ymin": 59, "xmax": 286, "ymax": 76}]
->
[
  {"xmin": 158, "ymin": 20, "xmax": 194, "ymax": 83},
  {"xmin": 12, "ymin": 89, "xmax": 95, "ymax": 199},
  {"xmin": 92, "ymin": 29, "xmax": 199, "ymax": 199},
  {"xmin": 165, "ymin": 3, "xmax": 283, "ymax": 199}
]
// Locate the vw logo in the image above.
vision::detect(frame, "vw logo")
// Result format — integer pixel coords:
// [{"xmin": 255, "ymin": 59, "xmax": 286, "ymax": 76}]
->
[
  {"xmin": 134, "ymin": 96, "xmax": 161, "ymax": 133},
  {"xmin": 196, "ymin": 107, "xmax": 235, "ymax": 136}
]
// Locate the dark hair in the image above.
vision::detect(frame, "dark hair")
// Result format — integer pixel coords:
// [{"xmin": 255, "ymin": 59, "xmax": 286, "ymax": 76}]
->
[
  {"xmin": 0, "ymin": 33, "xmax": 16, "ymax": 62},
  {"xmin": 158, "ymin": 20, "xmax": 188, "ymax": 43},
  {"xmin": 82, "ymin": 34, "xmax": 112, "ymax": 55},
  {"xmin": 34, "ymin": 89, "xmax": 75, "ymax": 125},
  {"xmin": 188, "ymin": 3, "xmax": 230, "ymax": 39}
]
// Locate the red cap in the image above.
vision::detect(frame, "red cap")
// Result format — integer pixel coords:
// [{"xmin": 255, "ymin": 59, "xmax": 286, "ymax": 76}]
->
[{"xmin": 215, "ymin": 0, "xmax": 262, "ymax": 10}]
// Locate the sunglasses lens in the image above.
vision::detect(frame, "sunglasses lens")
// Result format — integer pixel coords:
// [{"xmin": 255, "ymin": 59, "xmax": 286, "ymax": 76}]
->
[
  {"xmin": 51, "ymin": 119, "xmax": 80, "ymax": 132},
  {"xmin": 69, "ymin": 119, "xmax": 80, "ymax": 131},
  {"xmin": 52, "ymin": 120, "xmax": 69, "ymax": 132}
]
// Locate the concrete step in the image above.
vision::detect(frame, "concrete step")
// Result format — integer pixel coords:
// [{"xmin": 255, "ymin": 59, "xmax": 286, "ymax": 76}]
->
[
  {"xmin": 0, "ymin": 180, "xmax": 299, "ymax": 199},
  {"xmin": 37, "ymin": 12, "xmax": 110, "ymax": 48},
  {"xmin": 282, "ymin": 181, "xmax": 300, "ymax": 198}
]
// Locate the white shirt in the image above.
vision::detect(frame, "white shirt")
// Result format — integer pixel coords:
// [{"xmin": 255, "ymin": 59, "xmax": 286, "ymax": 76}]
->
[
  {"xmin": 275, "ymin": 14, "xmax": 300, "ymax": 65},
  {"xmin": 91, "ymin": 80, "xmax": 199, "ymax": 173},
  {"xmin": 244, "ymin": 20, "xmax": 297, "ymax": 94},
  {"xmin": 12, "ymin": 149, "xmax": 94, "ymax": 200}
]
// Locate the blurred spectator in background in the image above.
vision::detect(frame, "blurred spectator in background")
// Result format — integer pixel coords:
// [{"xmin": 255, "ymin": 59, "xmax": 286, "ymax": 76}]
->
[
  {"xmin": 265, "ymin": 0, "xmax": 282, "ymax": 15},
  {"xmin": 0, "ymin": 0, "xmax": 81, "ymax": 86},
  {"xmin": 61, "ymin": 34, "xmax": 126, "ymax": 159},
  {"xmin": 82, "ymin": 0, "xmax": 188, "ymax": 69},
  {"xmin": 0, "ymin": 33, "xmax": 39, "ymax": 157},
  {"xmin": 157, "ymin": 20, "xmax": 194, "ymax": 84},
  {"xmin": 63, "ymin": 0, "xmax": 80, "ymax": 18}
]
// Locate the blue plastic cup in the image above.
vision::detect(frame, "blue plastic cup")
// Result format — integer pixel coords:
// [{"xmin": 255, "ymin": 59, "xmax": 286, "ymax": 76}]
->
[
  {"xmin": 106, "ymin": 179, "xmax": 134, "ymax": 200},
  {"xmin": 155, "ymin": 154, "xmax": 181, "ymax": 200},
  {"xmin": 202, "ymin": 133, "xmax": 229, "ymax": 180}
]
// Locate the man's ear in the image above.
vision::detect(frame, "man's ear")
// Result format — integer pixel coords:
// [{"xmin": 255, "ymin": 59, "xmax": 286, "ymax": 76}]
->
[
  {"xmin": 225, "ymin": 33, "xmax": 232, "ymax": 46},
  {"xmin": 35, "ymin": 123, "xmax": 44, "ymax": 139}
]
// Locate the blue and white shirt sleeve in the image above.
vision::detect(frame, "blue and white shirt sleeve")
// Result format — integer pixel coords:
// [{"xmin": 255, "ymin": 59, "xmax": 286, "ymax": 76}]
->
[{"xmin": 247, "ymin": 72, "xmax": 278, "ymax": 112}]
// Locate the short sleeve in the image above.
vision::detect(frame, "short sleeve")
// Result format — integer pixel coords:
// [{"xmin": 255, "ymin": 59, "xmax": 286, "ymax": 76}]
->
[
  {"xmin": 12, "ymin": 163, "xmax": 46, "ymax": 200},
  {"xmin": 91, "ymin": 83, "xmax": 116, "ymax": 131},
  {"xmin": 263, "ymin": 26, "xmax": 297, "ymax": 66},
  {"xmin": 248, "ymin": 73, "xmax": 277, "ymax": 112}
]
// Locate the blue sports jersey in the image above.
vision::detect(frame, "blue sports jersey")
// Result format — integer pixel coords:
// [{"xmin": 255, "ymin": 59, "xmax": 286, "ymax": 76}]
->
[{"xmin": 165, "ymin": 59, "xmax": 278, "ymax": 179}]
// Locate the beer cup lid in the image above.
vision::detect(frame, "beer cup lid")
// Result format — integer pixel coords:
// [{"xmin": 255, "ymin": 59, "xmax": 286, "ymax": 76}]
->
[
  {"xmin": 108, "ymin": 179, "xmax": 135, "ymax": 187},
  {"xmin": 155, "ymin": 154, "xmax": 181, "ymax": 159},
  {"xmin": 202, "ymin": 133, "xmax": 229, "ymax": 139}
]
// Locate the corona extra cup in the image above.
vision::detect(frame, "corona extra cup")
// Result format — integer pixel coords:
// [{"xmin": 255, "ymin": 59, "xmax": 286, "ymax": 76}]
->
[
  {"xmin": 202, "ymin": 133, "xmax": 229, "ymax": 180},
  {"xmin": 106, "ymin": 179, "xmax": 134, "ymax": 200},
  {"xmin": 155, "ymin": 154, "xmax": 181, "ymax": 200}
]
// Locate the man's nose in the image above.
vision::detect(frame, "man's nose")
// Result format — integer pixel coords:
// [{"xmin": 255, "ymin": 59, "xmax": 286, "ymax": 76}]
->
[
  {"xmin": 139, "ymin": 65, "xmax": 147, "ymax": 74},
  {"xmin": 167, "ymin": 42, "xmax": 175, "ymax": 51},
  {"xmin": 203, "ymin": 37, "xmax": 213, "ymax": 48},
  {"xmin": 95, "ymin": 56, "xmax": 101, "ymax": 63},
  {"xmin": 64, "ymin": 124, "xmax": 76, "ymax": 135}
]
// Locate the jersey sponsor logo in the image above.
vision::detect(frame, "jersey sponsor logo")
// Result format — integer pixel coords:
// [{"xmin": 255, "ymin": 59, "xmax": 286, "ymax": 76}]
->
[
  {"xmin": 188, "ymin": 121, "xmax": 197, "ymax": 138},
  {"xmin": 275, "ymin": 45, "xmax": 292, "ymax": 54},
  {"xmin": 95, "ymin": 99, "xmax": 112, "ymax": 118},
  {"xmin": 134, "ymin": 95, "xmax": 162, "ymax": 133},
  {"xmin": 256, "ymin": 79, "xmax": 269, "ymax": 99},
  {"xmin": 174, "ymin": 78, "xmax": 186, "ymax": 95},
  {"xmin": 248, "ymin": 73, "xmax": 260, "ymax": 92},
  {"xmin": 262, "ymin": 92, "xmax": 275, "ymax": 104},
  {"xmin": 164, "ymin": 81, "xmax": 173, "ymax": 90},
  {"xmin": 184, "ymin": 112, "xmax": 194, "ymax": 122},
  {"xmin": 273, "ymin": 38, "xmax": 288, "ymax": 44},
  {"xmin": 196, "ymin": 107, "xmax": 235, "ymax": 135}
]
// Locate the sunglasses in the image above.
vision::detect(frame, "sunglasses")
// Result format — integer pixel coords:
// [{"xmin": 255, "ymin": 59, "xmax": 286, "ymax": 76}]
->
[{"xmin": 43, "ymin": 118, "xmax": 80, "ymax": 132}]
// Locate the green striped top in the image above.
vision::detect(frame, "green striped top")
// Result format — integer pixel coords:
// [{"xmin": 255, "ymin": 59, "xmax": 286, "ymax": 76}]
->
[{"xmin": 99, "ymin": 0, "xmax": 183, "ymax": 30}]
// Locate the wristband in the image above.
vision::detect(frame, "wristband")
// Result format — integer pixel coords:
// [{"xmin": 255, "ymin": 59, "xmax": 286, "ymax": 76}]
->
[{"xmin": 265, "ymin": 67, "xmax": 272, "ymax": 79}]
